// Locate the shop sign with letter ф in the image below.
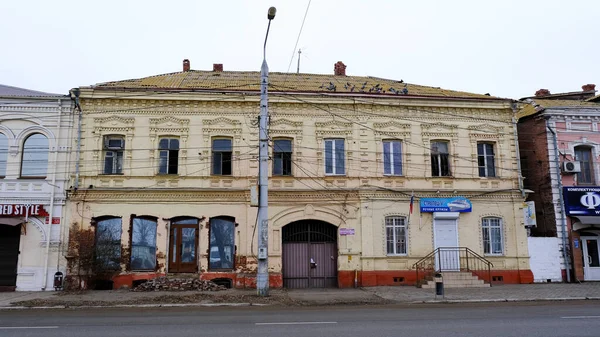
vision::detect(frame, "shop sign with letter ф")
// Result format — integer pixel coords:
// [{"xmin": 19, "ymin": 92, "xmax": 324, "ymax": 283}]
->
[{"xmin": 563, "ymin": 187, "xmax": 600, "ymax": 216}]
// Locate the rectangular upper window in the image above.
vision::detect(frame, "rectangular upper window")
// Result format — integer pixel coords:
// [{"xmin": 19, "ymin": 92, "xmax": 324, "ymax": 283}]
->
[
  {"xmin": 431, "ymin": 141, "xmax": 451, "ymax": 177},
  {"xmin": 575, "ymin": 146, "xmax": 595, "ymax": 185},
  {"xmin": 158, "ymin": 138, "xmax": 179, "ymax": 175},
  {"xmin": 477, "ymin": 142, "xmax": 496, "ymax": 177},
  {"xmin": 103, "ymin": 136, "xmax": 124, "ymax": 175},
  {"xmin": 273, "ymin": 139, "xmax": 292, "ymax": 176},
  {"xmin": 212, "ymin": 138, "xmax": 232, "ymax": 176},
  {"xmin": 325, "ymin": 139, "xmax": 345, "ymax": 175},
  {"xmin": 131, "ymin": 217, "xmax": 157, "ymax": 271},
  {"xmin": 383, "ymin": 140, "xmax": 402, "ymax": 176},
  {"xmin": 386, "ymin": 216, "xmax": 407, "ymax": 255},
  {"xmin": 482, "ymin": 217, "xmax": 503, "ymax": 255}
]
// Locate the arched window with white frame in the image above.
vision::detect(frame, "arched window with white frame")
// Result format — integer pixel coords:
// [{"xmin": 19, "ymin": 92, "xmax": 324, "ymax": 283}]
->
[
  {"xmin": 21, "ymin": 133, "xmax": 49, "ymax": 178},
  {"xmin": 0, "ymin": 133, "xmax": 8, "ymax": 178}
]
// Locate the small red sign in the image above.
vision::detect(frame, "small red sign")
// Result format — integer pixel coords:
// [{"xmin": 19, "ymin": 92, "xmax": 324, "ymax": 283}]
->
[
  {"xmin": 45, "ymin": 217, "xmax": 61, "ymax": 224},
  {"xmin": 0, "ymin": 204, "xmax": 49, "ymax": 217}
]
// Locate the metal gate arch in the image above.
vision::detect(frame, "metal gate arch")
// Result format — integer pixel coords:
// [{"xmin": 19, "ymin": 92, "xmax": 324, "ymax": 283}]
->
[{"xmin": 282, "ymin": 220, "xmax": 338, "ymax": 288}]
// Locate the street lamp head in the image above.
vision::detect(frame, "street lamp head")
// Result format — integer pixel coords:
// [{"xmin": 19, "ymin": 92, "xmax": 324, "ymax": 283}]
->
[{"xmin": 267, "ymin": 6, "xmax": 276, "ymax": 20}]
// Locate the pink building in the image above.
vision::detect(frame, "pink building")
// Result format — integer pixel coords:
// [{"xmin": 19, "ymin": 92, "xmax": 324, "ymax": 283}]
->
[{"xmin": 518, "ymin": 85, "xmax": 600, "ymax": 282}]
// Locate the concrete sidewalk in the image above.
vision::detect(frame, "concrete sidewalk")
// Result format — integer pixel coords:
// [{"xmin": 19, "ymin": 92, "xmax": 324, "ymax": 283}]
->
[{"xmin": 1, "ymin": 283, "xmax": 599, "ymax": 309}]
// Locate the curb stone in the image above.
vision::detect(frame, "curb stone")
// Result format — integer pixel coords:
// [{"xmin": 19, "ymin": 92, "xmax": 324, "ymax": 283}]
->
[
  {"xmin": 0, "ymin": 302, "xmax": 267, "ymax": 310},
  {"xmin": 410, "ymin": 297, "xmax": 595, "ymax": 304}
]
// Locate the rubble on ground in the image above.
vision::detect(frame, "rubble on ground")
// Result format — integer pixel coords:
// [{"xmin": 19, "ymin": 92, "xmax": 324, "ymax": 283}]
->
[{"xmin": 132, "ymin": 277, "xmax": 226, "ymax": 292}]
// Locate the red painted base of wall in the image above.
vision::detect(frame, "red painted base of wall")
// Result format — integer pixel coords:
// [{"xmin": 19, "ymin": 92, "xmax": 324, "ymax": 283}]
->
[
  {"xmin": 201, "ymin": 272, "xmax": 283, "ymax": 289},
  {"xmin": 109, "ymin": 272, "xmax": 284, "ymax": 290},
  {"xmin": 338, "ymin": 269, "xmax": 534, "ymax": 288},
  {"xmin": 112, "ymin": 273, "xmax": 164, "ymax": 289},
  {"xmin": 109, "ymin": 269, "xmax": 533, "ymax": 290}
]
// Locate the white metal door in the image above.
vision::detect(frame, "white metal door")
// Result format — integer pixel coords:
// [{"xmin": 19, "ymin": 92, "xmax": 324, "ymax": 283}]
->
[
  {"xmin": 434, "ymin": 219, "xmax": 459, "ymax": 271},
  {"xmin": 582, "ymin": 237, "xmax": 600, "ymax": 281}
]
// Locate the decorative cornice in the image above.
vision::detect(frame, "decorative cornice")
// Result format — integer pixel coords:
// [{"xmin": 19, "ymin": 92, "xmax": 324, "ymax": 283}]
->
[
  {"xmin": 315, "ymin": 120, "xmax": 353, "ymax": 129},
  {"xmin": 203, "ymin": 117, "xmax": 241, "ymax": 127},
  {"xmin": 270, "ymin": 119, "xmax": 303, "ymax": 128}
]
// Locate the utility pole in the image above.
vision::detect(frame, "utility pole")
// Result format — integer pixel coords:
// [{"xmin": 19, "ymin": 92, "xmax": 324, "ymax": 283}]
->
[{"xmin": 257, "ymin": 6, "xmax": 276, "ymax": 297}]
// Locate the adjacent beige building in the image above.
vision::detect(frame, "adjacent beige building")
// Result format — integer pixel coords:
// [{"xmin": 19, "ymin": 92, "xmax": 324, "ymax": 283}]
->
[{"xmin": 66, "ymin": 60, "xmax": 532, "ymax": 289}]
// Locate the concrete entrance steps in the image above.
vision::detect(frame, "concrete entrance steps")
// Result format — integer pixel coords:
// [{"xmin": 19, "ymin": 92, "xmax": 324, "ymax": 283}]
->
[{"xmin": 421, "ymin": 272, "xmax": 490, "ymax": 288}]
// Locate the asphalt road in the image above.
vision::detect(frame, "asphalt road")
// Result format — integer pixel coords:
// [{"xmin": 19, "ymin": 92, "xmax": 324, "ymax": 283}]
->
[{"xmin": 1, "ymin": 301, "xmax": 599, "ymax": 337}]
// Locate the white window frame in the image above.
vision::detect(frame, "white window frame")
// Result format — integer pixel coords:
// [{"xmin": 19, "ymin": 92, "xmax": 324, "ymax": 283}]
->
[
  {"xmin": 477, "ymin": 142, "xmax": 496, "ymax": 178},
  {"xmin": 324, "ymin": 138, "xmax": 345, "ymax": 175},
  {"xmin": 383, "ymin": 140, "xmax": 402, "ymax": 176},
  {"xmin": 430, "ymin": 141, "xmax": 451, "ymax": 177},
  {"xmin": 103, "ymin": 136, "xmax": 124, "ymax": 175},
  {"xmin": 482, "ymin": 217, "xmax": 503, "ymax": 256},
  {"xmin": 385, "ymin": 216, "xmax": 407, "ymax": 256}
]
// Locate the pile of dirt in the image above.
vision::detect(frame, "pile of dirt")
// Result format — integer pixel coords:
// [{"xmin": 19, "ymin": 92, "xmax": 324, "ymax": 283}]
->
[{"xmin": 132, "ymin": 277, "xmax": 226, "ymax": 292}]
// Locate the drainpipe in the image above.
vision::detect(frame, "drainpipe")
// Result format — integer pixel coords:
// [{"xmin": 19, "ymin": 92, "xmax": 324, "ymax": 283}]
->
[
  {"xmin": 41, "ymin": 98, "xmax": 63, "ymax": 290},
  {"xmin": 547, "ymin": 121, "xmax": 571, "ymax": 283},
  {"xmin": 510, "ymin": 105, "xmax": 525, "ymax": 198},
  {"xmin": 71, "ymin": 89, "xmax": 82, "ymax": 190},
  {"xmin": 57, "ymin": 102, "xmax": 76, "ymax": 272}
]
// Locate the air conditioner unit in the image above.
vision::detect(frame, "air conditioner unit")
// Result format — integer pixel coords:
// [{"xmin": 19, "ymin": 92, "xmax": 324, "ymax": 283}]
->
[{"xmin": 562, "ymin": 161, "xmax": 581, "ymax": 173}]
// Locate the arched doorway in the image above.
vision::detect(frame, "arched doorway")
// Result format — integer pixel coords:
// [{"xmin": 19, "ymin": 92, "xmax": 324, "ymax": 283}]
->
[
  {"xmin": 0, "ymin": 224, "xmax": 21, "ymax": 291},
  {"xmin": 282, "ymin": 220, "xmax": 338, "ymax": 288}
]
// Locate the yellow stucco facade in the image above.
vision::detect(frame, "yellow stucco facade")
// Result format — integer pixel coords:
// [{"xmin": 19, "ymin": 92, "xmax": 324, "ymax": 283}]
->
[{"xmin": 66, "ymin": 67, "xmax": 532, "ymax": 289}]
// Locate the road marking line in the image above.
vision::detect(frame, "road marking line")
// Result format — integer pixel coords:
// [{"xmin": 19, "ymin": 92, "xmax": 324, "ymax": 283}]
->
[
  {"xmin": 0, "ymin": 326, "xmax": 59, "ymax": 330},
  {"xmin": 256, "ymin": 322, "xmax": 338, "ymax": 325},
  {"xmin": 561, "ymin": 316, "xmax": 600, "ymax": 319}
]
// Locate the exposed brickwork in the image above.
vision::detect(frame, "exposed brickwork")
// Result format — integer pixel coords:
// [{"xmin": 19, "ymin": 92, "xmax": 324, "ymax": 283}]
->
[
  {"xmin": 213, "ymin": 63, "xmax": 223, "ymax": 72},
  {"xmin": 518, "ymin": 117, "xmax": 557, "ymax": 236},
  {"xmin": 334, "ymin": 61, "xmax": 346, "ymax": 76},
  {"xmin": 582, "ymin": 84, "xmax": 596, "ymax": 92},
  {"xmin": 569, "ymin": 225, "xmax": 585, "ymax": 281},
  {"xmin": 535, "ymin": 89, "xmax": 551, "ymax": 97},
  {"xmin": 183, "ymin": 59, "xmax": 190, "ymax": 72}
]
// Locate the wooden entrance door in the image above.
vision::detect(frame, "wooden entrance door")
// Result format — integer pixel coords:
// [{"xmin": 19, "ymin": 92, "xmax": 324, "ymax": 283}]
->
[
  {"xmin": 168, "ymin": 219, "xmax": 199, "ymax": 273},
  {"xmin": 0, "ymin": 224, "xmax": 21, "ymax": 291}
]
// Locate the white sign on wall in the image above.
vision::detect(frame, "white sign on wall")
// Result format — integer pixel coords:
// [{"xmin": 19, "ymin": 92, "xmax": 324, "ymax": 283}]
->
[{"xmin": 523, "ymin": 201, "xmax": 537, "ymax": 227}]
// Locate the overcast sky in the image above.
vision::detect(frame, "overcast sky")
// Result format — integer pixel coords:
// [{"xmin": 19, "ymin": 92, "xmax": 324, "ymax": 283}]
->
[{"xmin": 1, "ymin": 0, "xmax": 598, "ymax": 99}]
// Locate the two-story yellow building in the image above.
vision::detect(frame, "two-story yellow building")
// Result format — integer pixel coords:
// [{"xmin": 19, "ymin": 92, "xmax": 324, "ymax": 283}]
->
[{"xmin": 66, "ymin": 60, "xmax": 532, "ymax": 289}]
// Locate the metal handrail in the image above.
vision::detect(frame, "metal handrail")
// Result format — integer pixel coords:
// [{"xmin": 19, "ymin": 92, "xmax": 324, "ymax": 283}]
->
[{"xmin": 413, "ymin": 247, "xmax": 494, "ymax": 287}]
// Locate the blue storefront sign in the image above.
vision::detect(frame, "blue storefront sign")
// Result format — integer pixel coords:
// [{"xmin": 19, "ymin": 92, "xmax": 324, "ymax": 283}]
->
[
  {"xmin": 563, "ymin": 187, "xmax": 600, "ymax": 216},
  {"xmin": 420, "ymin": 197, "xmax": 472, "ymax": 213}
]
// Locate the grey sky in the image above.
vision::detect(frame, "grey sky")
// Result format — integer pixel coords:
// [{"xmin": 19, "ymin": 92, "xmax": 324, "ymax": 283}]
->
[{"xmin": 1, "ymin": 0, "xmax": 598, "ymax": 99}]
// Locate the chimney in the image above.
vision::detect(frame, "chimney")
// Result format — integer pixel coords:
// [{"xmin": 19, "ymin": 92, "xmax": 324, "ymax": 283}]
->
[
  {"xmin": 183, "ymin": 59, "xmax": 190, "ymax": 72},
  {"xmin": 213, "ymin": 63, "xmax": 223, "ymax": 72},
  {"xmin": 334, "ymin": 61, "xmax": 346, "ymax": 76},
  {"xmin": 535, "ymin": 88, "xmax": 550, "ymax": 97},
  {"xmin": 582, "ymin": 84, "xmax": 596, "ymax": 92}
]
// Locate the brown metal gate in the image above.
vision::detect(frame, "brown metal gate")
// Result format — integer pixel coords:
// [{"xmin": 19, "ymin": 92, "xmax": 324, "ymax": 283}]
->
[
  {"xmin": 282, "ymin": 220, "xmax": 337, "ymax": 288},
  {"xmin": 0, "ymin": 224, "xmax": 21, "ymax": 291}
]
